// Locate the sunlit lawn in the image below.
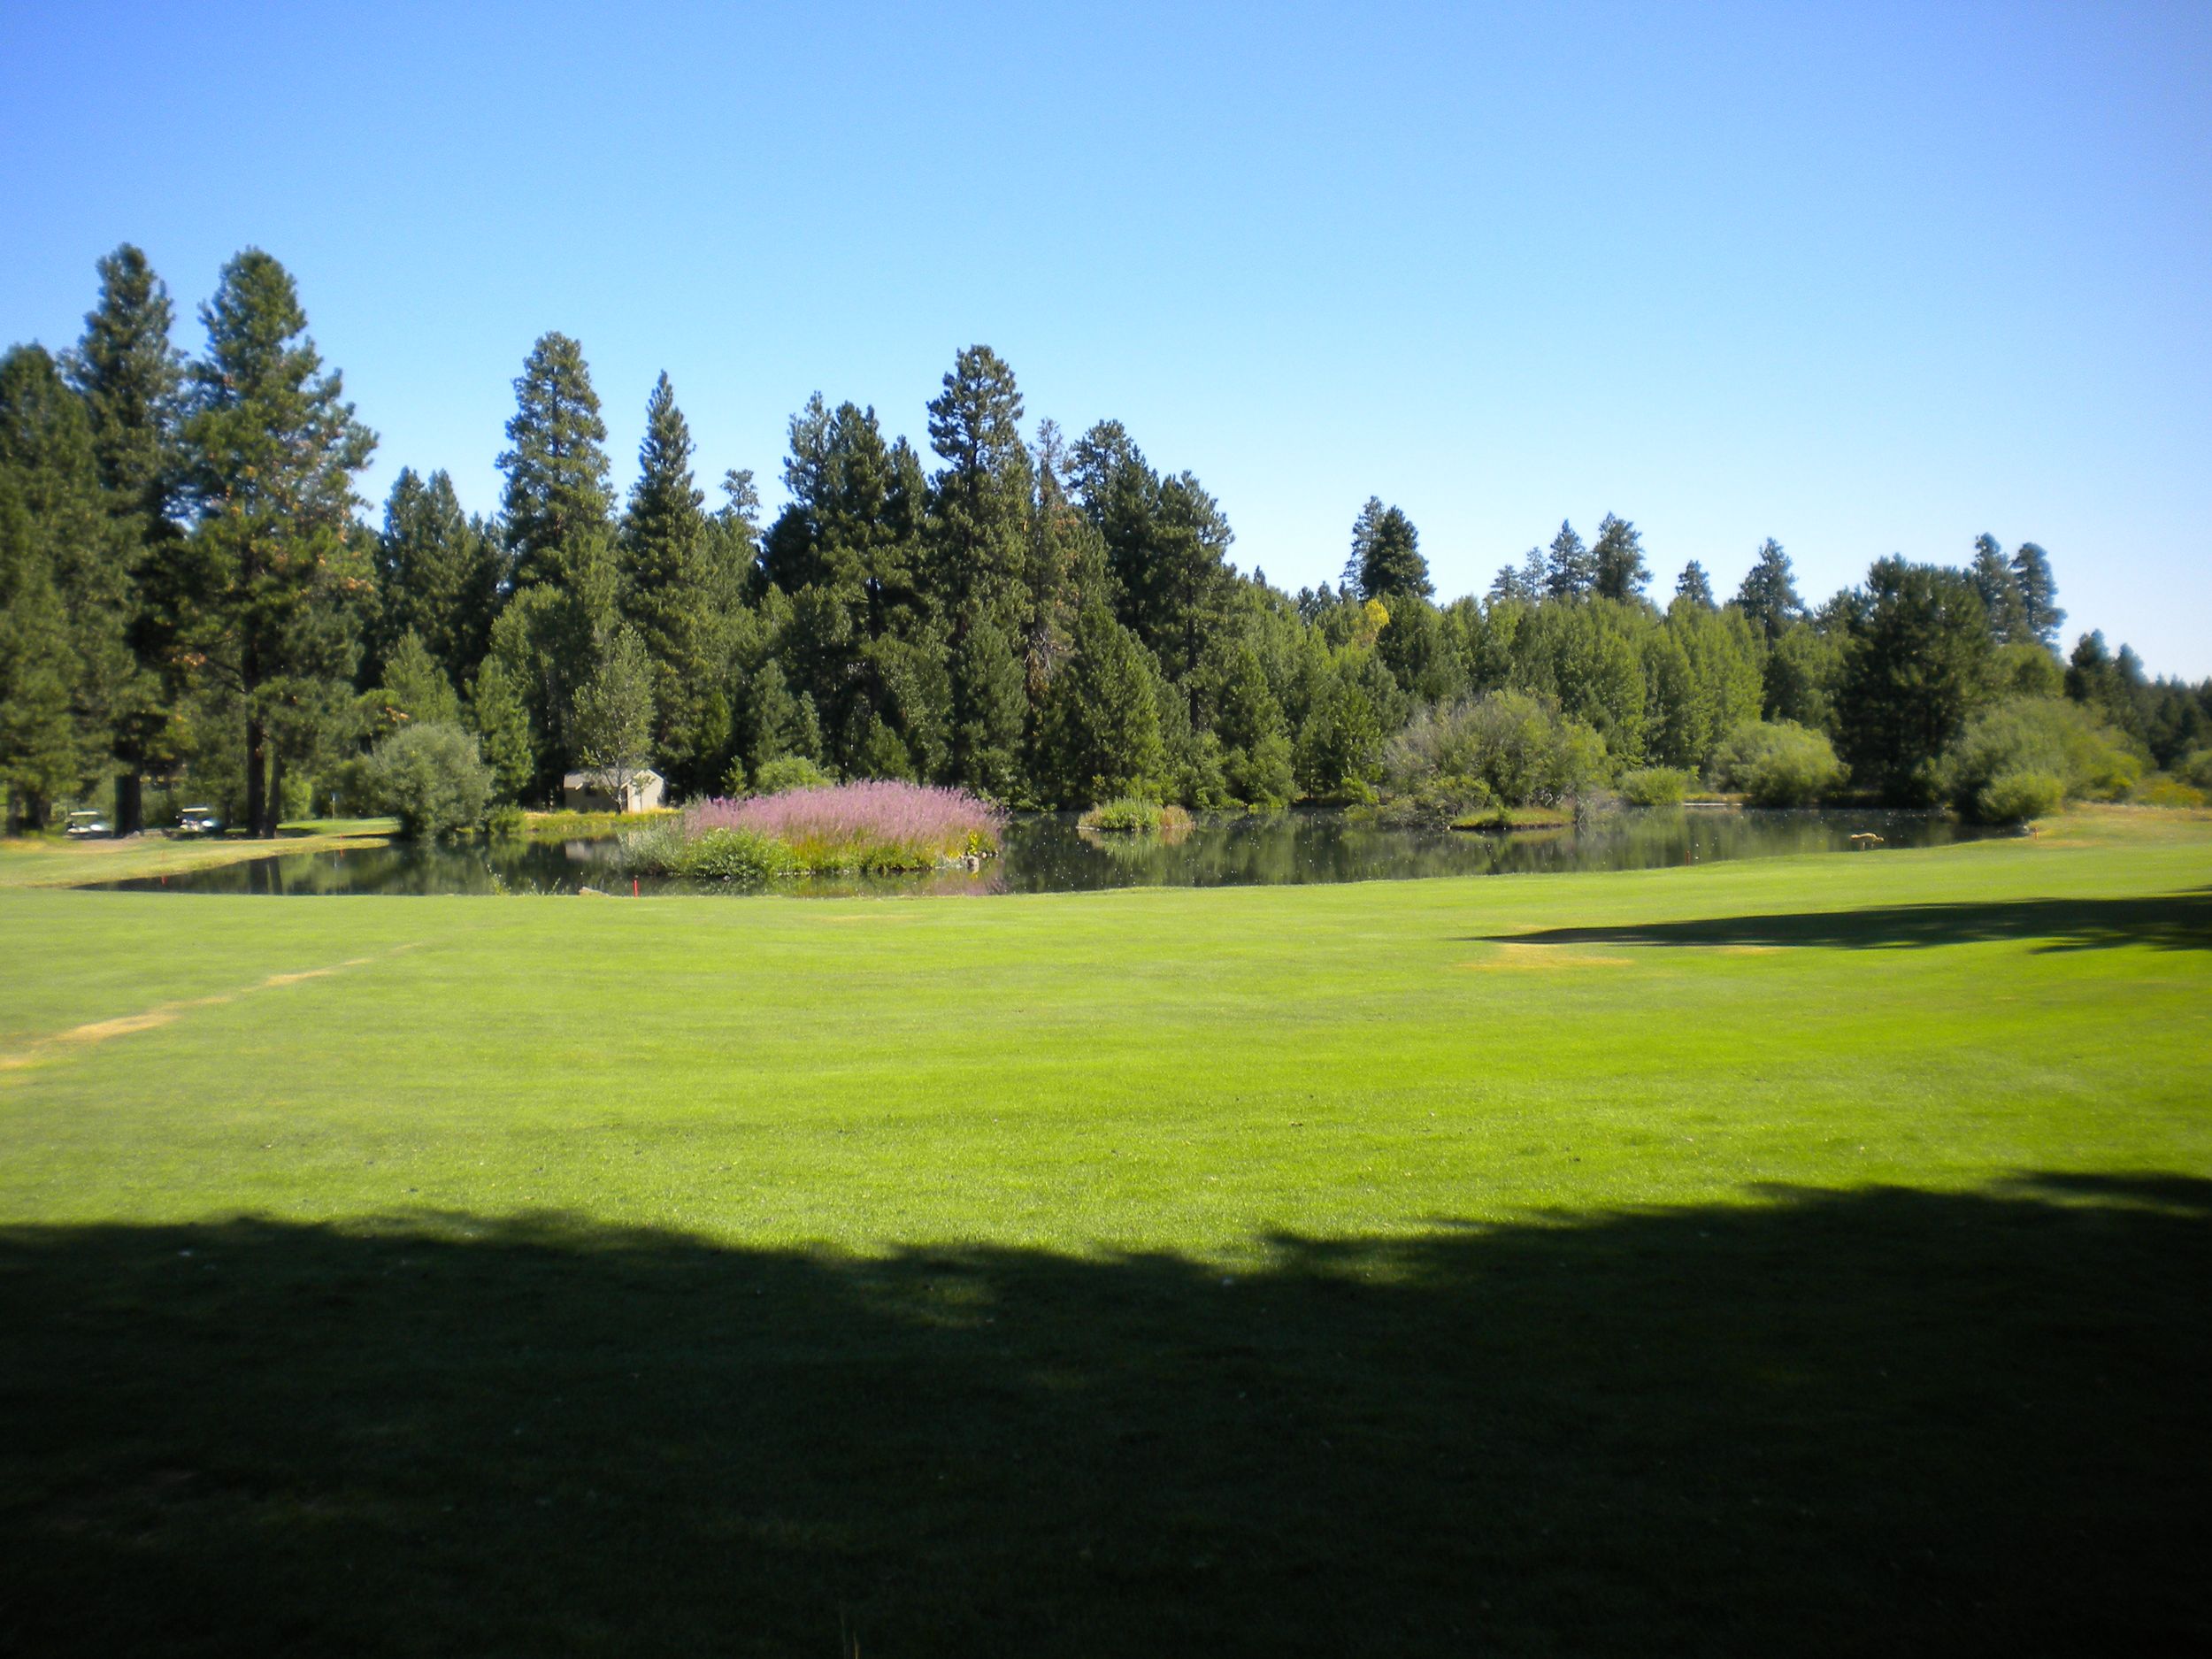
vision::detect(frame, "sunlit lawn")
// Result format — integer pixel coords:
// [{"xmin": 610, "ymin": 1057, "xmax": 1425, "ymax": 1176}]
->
[{"xmin": 2, "ymin": 807, "xmax": 2206, "ymax": 1655}]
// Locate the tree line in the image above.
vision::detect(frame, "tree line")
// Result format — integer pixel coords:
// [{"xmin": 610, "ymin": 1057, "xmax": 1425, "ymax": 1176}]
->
[{"xmin": 4, "ymin": 243, "xmax": 2208, "ymax": 833}]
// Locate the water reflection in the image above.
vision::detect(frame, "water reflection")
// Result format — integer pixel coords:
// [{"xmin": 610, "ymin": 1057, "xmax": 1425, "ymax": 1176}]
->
[{"xmin": 103, "ymin": 808, "xmax": 2003, "ymax": 898}]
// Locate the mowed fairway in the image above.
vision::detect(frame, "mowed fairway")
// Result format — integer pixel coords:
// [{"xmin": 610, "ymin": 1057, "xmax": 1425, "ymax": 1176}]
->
[{"xmin": 3, "ymin": 813, "xmax": 2208, "ymax": 1655}]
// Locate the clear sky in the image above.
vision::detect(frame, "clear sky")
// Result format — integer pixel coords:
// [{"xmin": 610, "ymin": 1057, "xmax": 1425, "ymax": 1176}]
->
[{"xmin": 5, "ymin": 1, "xmax": 2207, "ymax": 672}]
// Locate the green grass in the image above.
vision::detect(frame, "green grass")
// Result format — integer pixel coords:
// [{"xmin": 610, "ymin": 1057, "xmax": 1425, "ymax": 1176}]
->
[
  {"xmin": 2, "ymin": 808, "xmax": 2207, "ymax": 1654},
  {"xmin": 0, "ymin": 823, "xmax": 394, "ymax": 890}
]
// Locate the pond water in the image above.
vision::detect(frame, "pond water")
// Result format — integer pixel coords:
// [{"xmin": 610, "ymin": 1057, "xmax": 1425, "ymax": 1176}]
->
[{"xmin": 104, "ymin": 808, "xmax": 2005, "ymax": 898}]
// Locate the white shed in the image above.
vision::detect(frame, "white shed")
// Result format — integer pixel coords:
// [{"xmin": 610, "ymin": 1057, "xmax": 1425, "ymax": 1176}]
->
[{"xmin": 561, "ymin": 769, "xmax": 665, "ymax": 814}]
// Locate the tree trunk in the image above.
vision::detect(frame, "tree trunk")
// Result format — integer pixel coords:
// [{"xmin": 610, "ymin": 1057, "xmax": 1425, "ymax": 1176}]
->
[
  {"xmin": 262, "ymin": 749, "xmax": 285, "ymax": 840},
  {"xmin": 245, "ymin": 714, "xmax": 267, "ymax": 840},
  {"xmin": 115, "ymin": 770, "xmax": 142, "ymax": 837}
]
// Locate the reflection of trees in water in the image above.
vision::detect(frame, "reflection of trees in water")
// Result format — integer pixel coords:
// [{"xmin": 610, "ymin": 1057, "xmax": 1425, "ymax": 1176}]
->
[{"xmin": 115, "ymin": 810, "xmax": 2000, "ymax": 896}]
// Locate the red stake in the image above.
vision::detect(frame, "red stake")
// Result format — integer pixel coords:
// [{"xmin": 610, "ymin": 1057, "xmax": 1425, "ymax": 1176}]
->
[{"xmin": 634, "ymin": 878, "xmax": 640, "ymax": 897}]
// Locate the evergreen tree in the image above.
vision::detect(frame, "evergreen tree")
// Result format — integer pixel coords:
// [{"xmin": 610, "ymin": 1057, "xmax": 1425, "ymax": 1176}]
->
[
  {"xmin": 1675, "ymin": 561, "xmax": 1715, "ymax": 608},
  {"xmin": 499, "ymin": 333, "xmax": 611, "ymax": 591},
  {"xmin": 926, "ymin": 346, "xmax": 1031, "ymax": 630},
  {"xmin": 1542, "ymin": 521, "xmax": 1594, "ymax": 600},
  {"xmin": 376, "ymin": 468, "xmax": 498, "ymax": 686},
  {"xmin": 62, "ymin": 245, "xmax": 184, "ymax": 831},
  {"xmin": 620, "ymin": 373, "xmax": 732, "ymax": 795},
  {"xmin": 2009, "ymin": 542, "xmax": 2063, "ymax": 647},
  {"xmin": 1969, "ymin": 533, "xmax": 2031, "ymax": 644},
  {"xmin": 0, "ymin": 346, "xmax": 124, "ymax": 816},
  {"xmin": 1734, "ymin": 538, "xmax": 1802, "ymax": 640},
  {"xmin": 362, "ymin": 630, "xmax": 461, "ymax": 733},
  {"xmin": 177, "ymin": 250, "xmax": 377, "ymax": 835},
  {"xmin": 1031, "ymin": 602, "xmax": 1164, "ymax": 806},
  {"xmin": 0, "ymin": 457, "xmax": 79, "ymax": 826},
  {"xmin": 947, "ymin": 610, "xmax": 1027, "ymax": 797},
  {"xmin": 465, "ymin": 654, "xmax": 534, "ymax": 802},
  {"xmin": 1344, "ymin": 497, "xmax": 1431, "ymax": 600},
  {"xmin": 1070, "ymin": 421, "xmax": 1236, "ymax": 685},
  {"xmin": 1835, "ymin": 557, "xmax": 1998, "ymax": 802},
  {"xmin": 1590, "ymin": 513, "xmax": 1650, "ymax": 602}
]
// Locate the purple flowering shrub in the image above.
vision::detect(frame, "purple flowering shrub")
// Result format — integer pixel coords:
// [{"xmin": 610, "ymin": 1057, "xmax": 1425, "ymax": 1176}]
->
[{"xmin": 687, "ymin": 780, "xmax": 1005, "ymax": 872}]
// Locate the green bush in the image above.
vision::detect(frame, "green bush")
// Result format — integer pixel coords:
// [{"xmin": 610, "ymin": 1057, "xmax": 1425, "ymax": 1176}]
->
[
  {"xmin": 749, "ymin": 755, "xmax": 833, "ymax": 795},
  {"xmin": 1617, "ymin": 767, "xmax": 1693, "ymax": 806},
  {"xmin": 1978, "ymin": 770, "xmax": 2065, "ymax": 824},
  {"xmin": 1381, "ymin": 692, "xmax": 1605, "ymax": 809},
  {"xmin": 486, "ymin": 803, "xmax": 527, "ymax": 839},
  {"xmin": 1079, "ymin": 797, "xmax": 1191, "ymax": 833},
  {"xmin": 363, "ymin": 722, "xmax": 494, "ymax": 841},
  {"xmin": 1937, "ymin": 698, "xmax": 2139, "ymax": 821},
  {"xmin": 2177, "ymin": 749, "xmax": 2212, "ymax": 792},
  {"xmin": 1717, "ymin": 722, "xmax": 1846, "ymax": 806},
  {"xmin": 2129, "ymin": 775, "xmax": 2205, "ymax": 810},
  {"xmin": 677, "ymin": 826, "xmax": 792, "ymax": 881}
]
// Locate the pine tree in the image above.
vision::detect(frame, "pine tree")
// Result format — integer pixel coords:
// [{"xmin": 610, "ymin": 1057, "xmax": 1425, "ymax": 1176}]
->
[
  {"xmin": 1590, "ymin": 513, "xmax": 1650, "ymax": 602},
  {"xmin": 1032, "ymin": 603, "xmax": 1164, "ymax": 806},
  {"xmin": 465, "ymin": 654, "xmax": 534, "ymax": 801},
  {"xmin": 0, "ymin": 465, "xmax": 79, "ymax": 826},
  {"xmin": 1969, "ymin": 533, "xmax": 2031, "ymax": 644},
  {"xmin": 1344, "ymin": 498, "xmax": 1432, "ymax": 600},
  {"xmin": 0, "ymin": 345, "xmax": 132, "ymax": 814},
  {"xmin": 2009, "ymin": 542, "xmax": 2064, "ymax": 648},
  {"xmin": 178, "ymin": 250, "xmax": 377, "ymax": 835},
  {"xmin": 926, "ymin": 346, "xmax": 1031, "ymax": 631},
  {"xmin": 377, "ymin": 468, "xmax": 498, "ymax": 686},
  {"xmin": 63, "ymin": 245, "xmax": 184, "ymax": 830},
  {"xmin": 1542, "ymin": 521, "xmax": 1594, "ymax": 600},
  {"xmin": 1675, "ymin": 561, "xmax": 1715, "ymax": 608},
  {"xmin": 621, "ymin": 373, "xmax": 731, "ymax": 795},
  {"xmin": 499, "ymin": 334, "xmax": 611, "ymax": 591},
  {"xmin": 1734, "ymin": 539, "xmax": 1803, "ymax": 640},
  {"xmin": 1835, "ymin": 557, "xmax": 1997, "ymax": 801}
]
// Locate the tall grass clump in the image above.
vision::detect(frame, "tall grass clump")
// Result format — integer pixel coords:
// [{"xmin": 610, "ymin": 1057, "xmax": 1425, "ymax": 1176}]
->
[
  {"xmin": 1078, "ymin": 798, "xmax": 1194, "ymax": 833},
  {"xmin": 692, "ymin": 780, "xmax": 1005, "ymax": 872}
]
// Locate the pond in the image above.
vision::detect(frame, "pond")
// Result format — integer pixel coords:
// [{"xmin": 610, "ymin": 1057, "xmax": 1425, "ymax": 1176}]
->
[{"xmin": 104, "ymin": 808, "xmax": 2007, "ymax": 897}]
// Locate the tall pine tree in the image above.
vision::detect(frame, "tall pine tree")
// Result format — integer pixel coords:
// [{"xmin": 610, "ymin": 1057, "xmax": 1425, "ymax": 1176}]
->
[
  {"xmin": 1734, "ymin": 539, "xmax": 1802, "ymax": 640},
  {"xmin": 1542, "ymin": 521, "xmax": 1594, "ymax": 600},
  {"xmin": 499, "ymin": 333, "xmax": 611, "ymax": 593},
  {"xmin": 178, "ymin": 250, "xmax": 376, "ymax": 835},
  {"xmin": 620, "ymin": 372, "xmax": 730, "ymax": 795},
  {"xmin": 1344, "ymin": 498, "xmax": 1431, "ymax": 600},
  {"xmin": 376, "ymin": 468, "xmax": 498, "ymax": 687},
  {"xmin": 62, "ymin": 244, "xmax": 185, "ymax": 831},
  {"xmin": 1590, "ymin": 513, "xmax": 1650, "ymax": 602}
]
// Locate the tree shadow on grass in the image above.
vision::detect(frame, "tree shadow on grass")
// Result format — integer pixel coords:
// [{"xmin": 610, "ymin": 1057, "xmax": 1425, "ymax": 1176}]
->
[
  {"xmin": 3, "ymin": 1176, "xmax": 2206, "ymax": 1657},
  {"xmin": 1478, "ymin": 890, "xmax": 2212, "ymax": 954}
]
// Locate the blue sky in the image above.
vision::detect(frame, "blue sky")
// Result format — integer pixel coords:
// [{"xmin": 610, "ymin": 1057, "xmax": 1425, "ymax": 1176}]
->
[{"xmin": 5, "ymin": 1, "xmax": 2208, "ymax": 672}]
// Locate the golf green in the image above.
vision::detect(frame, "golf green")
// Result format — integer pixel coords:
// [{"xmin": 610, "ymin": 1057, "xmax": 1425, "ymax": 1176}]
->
[{"xmin": 3, "ymin": 809, "xmax": 2206, "ymax": 1655}]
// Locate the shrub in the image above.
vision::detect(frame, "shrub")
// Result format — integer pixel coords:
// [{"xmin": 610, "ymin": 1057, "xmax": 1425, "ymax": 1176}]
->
[
  {"xmin": 1617, "ymin": 767, "xmax": 1693, "ymax": 806},
  {"xmin": 2177, "ymin": 749, "xmax": 2212, "ymax": 792},
  {"xmin": 687, "ymin": 780, "xmax": 1004, "ymax": 872},
  {"xmin": 677, "ymin": 826, "xmax": 792, "ymax": 882},
  {"xmin": 1937, "ymin": 698, "xmax": 2140, "ymax": 821},
  {"xmin": 363, "ymin": 722, "xmax": 493, "ymax": 841},
  {"xmin": 2129, "ymin": 775, "xmax": 2205, "ymax": 810},
  {"xmin": 1381, "ymin": 692, "xmax": 1605, "ymax": 809},
  {"xmin": 1978, "ymin": 769, "xmax": 2066, "ymax": 824},
  {"xmin": 486, "ymin": 803, "xmax": 527, "ymax": 839},
  {"xmin": 750, "ymin": 755, "xmax": 833, "ymax": 795},
  {"xmin": 1717, "ymin": 721, "xmax": 1846, "ymax": 806},
  {"xmin": 1078, "ymin": 797, "xmax": 1194, "ymax": 833}
]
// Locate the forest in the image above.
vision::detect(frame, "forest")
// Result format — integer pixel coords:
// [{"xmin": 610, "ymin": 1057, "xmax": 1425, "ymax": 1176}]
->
[{"xmin": 4, "ymin": 243, "xmax": 2208, "ymax": 837}]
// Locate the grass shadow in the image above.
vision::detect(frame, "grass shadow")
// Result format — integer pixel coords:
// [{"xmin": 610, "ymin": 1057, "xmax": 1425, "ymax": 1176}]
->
[
  {"xmin": 1477, "ymin": 890, "xmax": 2212, "ymax": 954},
  {"xmin": 3, "ymin": 1176, "xmax": 2207, "ymax": 1655}
]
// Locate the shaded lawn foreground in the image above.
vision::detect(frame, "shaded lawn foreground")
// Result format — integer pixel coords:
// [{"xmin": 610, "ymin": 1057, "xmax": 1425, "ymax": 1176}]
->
[
  {"xmin": 1482, "ymin": 888, "xmax": 2212, "ymax": 954},
  {"xmin": 4, "ymin": 1177, "xmax": 2207, "ymax": 1656}
]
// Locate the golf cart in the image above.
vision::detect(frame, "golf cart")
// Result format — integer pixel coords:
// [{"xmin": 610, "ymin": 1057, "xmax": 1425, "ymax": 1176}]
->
[
  {"xmin": 65, "ymin": 810, "xmax": 110, "ymax": 839},
  {"xmin": 174, "ymin": 806, "xmax": 221, "ymax": 837}
]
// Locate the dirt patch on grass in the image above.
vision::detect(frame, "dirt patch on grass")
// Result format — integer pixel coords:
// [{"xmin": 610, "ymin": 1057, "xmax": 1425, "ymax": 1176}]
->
[
  {"xmin": 1455, "ymin": 943, "xmax": 1632, "ymax": 971},
  {"xmin": 0, "ymin": 948, "xmax": 415, "ymax": 1073}
]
